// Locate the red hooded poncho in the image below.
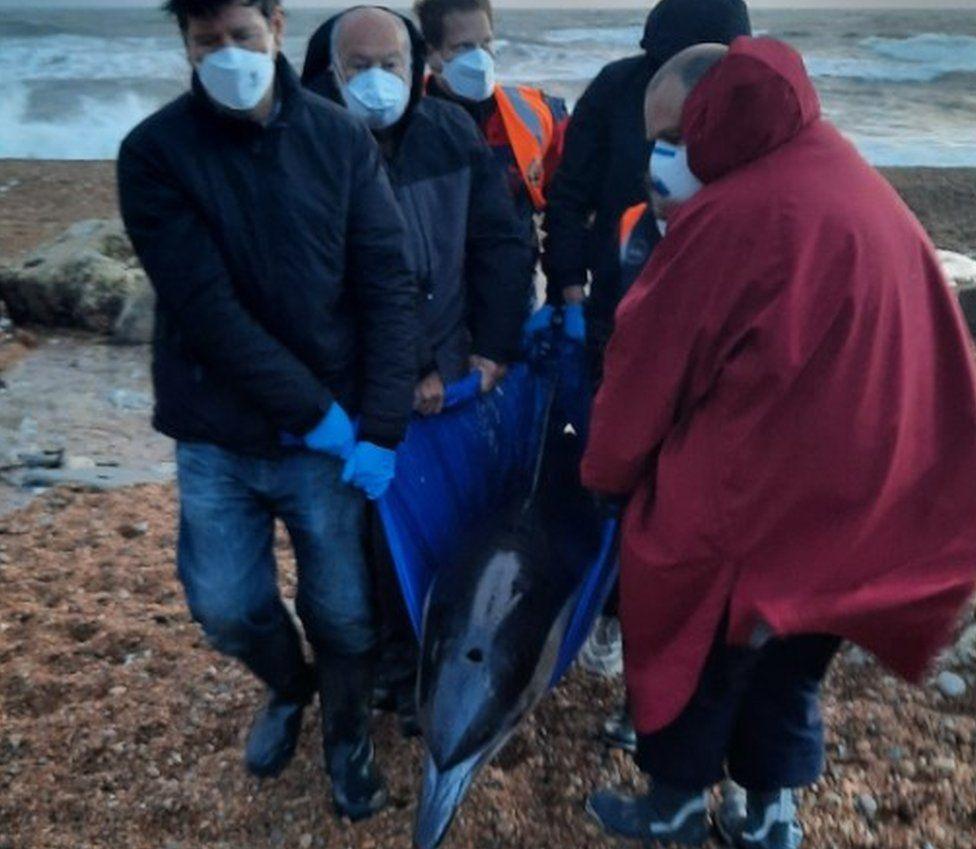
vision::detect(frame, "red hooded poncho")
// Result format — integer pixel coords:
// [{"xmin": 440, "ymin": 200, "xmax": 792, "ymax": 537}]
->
[{"xmin": 581, "ymin": 37, "xmax": 976, "ymax": 734}]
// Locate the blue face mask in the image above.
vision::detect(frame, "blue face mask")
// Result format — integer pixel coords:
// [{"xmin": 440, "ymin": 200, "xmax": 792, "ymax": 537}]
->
[
  {"xmin": 442, "ymin": 47, "xmax": 495, "ymax": 102},
  {"xmin": 340, "ymin": 67, "xmax": 410, "ymax": 130},
  {"xmin": 649, "ymin": 140, "xmax": 703, "ymax": 204},
  {"xmin": 197, "ymin": 45, "xmax": 275, "ymax": 112}
]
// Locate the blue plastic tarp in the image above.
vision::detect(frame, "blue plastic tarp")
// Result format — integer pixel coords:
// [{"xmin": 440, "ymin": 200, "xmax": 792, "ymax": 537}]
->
[{"xmin": 377, "ymin": 344, "xmax": 619, "ymax": 684}]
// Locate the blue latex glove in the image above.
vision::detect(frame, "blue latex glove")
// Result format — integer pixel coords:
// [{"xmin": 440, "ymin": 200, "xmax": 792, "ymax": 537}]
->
[
  {"xmin": 342, "ymin": 441, "xmax": 396, "ymax": 500},
  {"xmin": 563, "ymin": 302, "xmax": 586, "ymax": 343},
  {"xmin": 301, "ymin": 402, "xmax": 356, "ymax": 460}
]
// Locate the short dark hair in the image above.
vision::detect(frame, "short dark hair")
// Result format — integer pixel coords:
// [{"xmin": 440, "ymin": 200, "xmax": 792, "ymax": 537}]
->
[
  {"xmin": 162, "ymin": 0, "xmax": 279, "ymax": 32},
  {"xmin": 413, "ymin": 0, "xmax": 492, "ymax": 50}
]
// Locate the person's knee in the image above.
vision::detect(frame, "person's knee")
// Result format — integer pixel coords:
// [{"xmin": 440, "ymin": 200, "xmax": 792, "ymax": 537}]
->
[
  {"xmin": 296, "ymin": 595, "xmax": 376, "ymax": 656},
  {"xmin": 189, "ymin": 593, "xmax": 283, "ymax": 657}
]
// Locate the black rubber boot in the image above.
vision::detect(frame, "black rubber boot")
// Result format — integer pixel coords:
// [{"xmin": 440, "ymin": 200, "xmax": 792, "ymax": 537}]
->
[
  {"xmin": 317, "ymin": 653, "xmax": 389, "ymax": 821},
  {"xmin": 245, "ymin": 687, "xmax": 312, "ymax": 778},
  {"xmin": 240, "ymin": 622, "xmax": 315, "ymax": 778}
]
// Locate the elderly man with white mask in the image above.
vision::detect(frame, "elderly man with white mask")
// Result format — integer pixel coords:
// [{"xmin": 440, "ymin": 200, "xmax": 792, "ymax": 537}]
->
[
  {"xmin": 302, "ymin": 4, "xmax": 534, "ymax": 736},
  {"xmin": 304, "ymin": 5, "xmax": 532, "ymax": 409}
]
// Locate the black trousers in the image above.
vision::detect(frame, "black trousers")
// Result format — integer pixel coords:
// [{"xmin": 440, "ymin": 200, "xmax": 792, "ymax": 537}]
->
[
  {"xmin": 636, "ymin": 634, "xmax": 840, "ymax": 792},
  {"xmin": 366, "ymin": 507, "xmax": 418, "ymax": 697}
]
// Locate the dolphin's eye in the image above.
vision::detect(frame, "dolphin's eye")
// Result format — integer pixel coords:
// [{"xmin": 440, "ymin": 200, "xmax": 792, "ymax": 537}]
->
[{"xmin": 466, "ymin": 648, "xmax": 484, "ymax": 664}]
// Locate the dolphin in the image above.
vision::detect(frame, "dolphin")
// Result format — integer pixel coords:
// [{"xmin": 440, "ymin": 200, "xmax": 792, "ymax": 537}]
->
[{"xmin": 412, "ymin": 423, "xmax": 605, "ymax": 849}]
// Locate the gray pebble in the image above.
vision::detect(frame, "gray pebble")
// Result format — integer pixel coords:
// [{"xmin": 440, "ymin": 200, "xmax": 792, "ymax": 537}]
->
[
  {"xmin": 935, "ymin": 670, "xmax": 967, "ymax": 698},
  {"xmin": 856, "ymin": 793, "xmax": 878, "ymax": 820}
]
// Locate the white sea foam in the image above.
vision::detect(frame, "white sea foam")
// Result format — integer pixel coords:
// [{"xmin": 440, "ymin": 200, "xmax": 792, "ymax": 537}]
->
[
  {"xmin": 1, "ymin": 15, "xmax": 974, "ymax": 165},
  {"xmin": 0, "ymin": 82, "xmax": 162, "ymax": 159},
  {"xmin": 808, "ymin": 33, "xmax": 976, "ymax": 83},
  {"xmin": 0, "ymin": 34, "xmax": 185, "ymax": 82},
  {"xmin": 543, "ymin": 25, "xmax": 643, "ymax": 47}
]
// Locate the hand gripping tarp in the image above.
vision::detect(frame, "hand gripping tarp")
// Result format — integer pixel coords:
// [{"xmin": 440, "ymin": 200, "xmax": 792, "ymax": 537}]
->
[{"xmin": 376, "ymin": 344, "xmax": 619, "ymax": 685}]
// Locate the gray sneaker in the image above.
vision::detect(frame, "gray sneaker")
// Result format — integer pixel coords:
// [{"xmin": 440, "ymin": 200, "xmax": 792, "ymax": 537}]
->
[
  {"xmin": 586, "ymin": 784, "xmax": 710, "ymax": 846},
  {"xmin": 715, "ymin": 788, "xmax": 803, "ymax": 849}
]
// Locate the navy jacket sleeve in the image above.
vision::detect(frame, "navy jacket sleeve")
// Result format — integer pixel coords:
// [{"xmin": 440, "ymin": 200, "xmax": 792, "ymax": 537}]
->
[
  {"xmin": 117, "ymin": 136, "xmax": 330, "ymax": 436},
  {"xmin": 541, "ymin": 68, "xmax": 613, "ymax": 303},
  {"xmin": 345, "ymin": 128, "xmax": 420, "ymax": 446},
  {"xmin": 464, "ymin": 122, "xmax": 534, "ymax": 363}
]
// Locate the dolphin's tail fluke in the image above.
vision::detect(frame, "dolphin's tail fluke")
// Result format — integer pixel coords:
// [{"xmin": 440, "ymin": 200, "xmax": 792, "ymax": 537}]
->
[{"xmin": 413, "ymin": 751, "xmax": 482, "ymax": 849}]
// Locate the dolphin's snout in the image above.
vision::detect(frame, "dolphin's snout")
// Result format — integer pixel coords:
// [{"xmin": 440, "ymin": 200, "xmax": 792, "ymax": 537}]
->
[{"xmin": 414, "ymin": 752, "xmax": 480, "ymax": 849}]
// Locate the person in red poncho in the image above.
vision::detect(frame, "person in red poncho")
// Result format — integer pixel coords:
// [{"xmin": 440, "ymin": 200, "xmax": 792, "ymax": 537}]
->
[{"xmin": 581, "ymin": 37, "xmax": 976, "ymax": 849}]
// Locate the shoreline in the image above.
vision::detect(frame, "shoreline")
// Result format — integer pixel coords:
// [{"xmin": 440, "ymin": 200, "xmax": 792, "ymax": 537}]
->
[{"xmin": 1, "ymin": 159, "xmax": 974, "ymax": 261}]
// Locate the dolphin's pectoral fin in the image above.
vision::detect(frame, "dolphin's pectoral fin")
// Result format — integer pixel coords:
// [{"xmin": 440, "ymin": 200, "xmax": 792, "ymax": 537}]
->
[{"xmin": 414, "ymin": 750, "xmax": 483, "ymax": 849}]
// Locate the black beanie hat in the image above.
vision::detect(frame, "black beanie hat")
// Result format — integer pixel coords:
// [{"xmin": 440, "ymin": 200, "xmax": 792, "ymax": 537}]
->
[{"xmin": 641, "ymin": 0, "xmax": 752, "ymax": 67}]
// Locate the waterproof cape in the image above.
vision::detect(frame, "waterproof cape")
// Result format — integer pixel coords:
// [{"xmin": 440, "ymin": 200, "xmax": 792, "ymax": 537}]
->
[{"xmin": 377, "ymin": 343, "xmax": 619, "ymax": 684}]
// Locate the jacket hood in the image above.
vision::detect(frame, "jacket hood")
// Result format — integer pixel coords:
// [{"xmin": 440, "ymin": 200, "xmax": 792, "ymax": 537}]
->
[
  {"xmin": 640, "ymin": 0, "xmax": 751, "ymax": 67},
  {"xmin": 300, "ymin": 6, "xmax": 426, "ymax": 114},
  {"xmin": 683, "ymin": 37, "xmax": 822, "ymax": 184}
]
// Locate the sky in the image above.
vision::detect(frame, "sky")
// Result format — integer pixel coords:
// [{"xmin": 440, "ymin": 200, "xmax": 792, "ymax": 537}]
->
[{"xmin": 4, "ymin": 0, "xmax": 976, "ymax": 7}]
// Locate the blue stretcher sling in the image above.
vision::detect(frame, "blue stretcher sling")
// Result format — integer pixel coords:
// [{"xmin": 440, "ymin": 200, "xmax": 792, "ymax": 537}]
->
[{"xmin": 377, "ymin": 344, "xmax": 619, "ymax": 685}]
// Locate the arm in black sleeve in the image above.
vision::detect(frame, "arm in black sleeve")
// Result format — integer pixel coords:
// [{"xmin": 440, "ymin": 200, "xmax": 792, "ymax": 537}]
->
[
  {"xmin": 344, "ymin": 127, "xmax": 420, "ymax": 447},
  {"xmin": 117, "ymin": 136, "xmax": 330, "ymax": 435},
  {"xmin": 464, "ymin": 127, "xmax": 534, "ymax": 363},
  {"xmin": 540, "ymin": 69, "xmax": 613, "ymax": 304}
]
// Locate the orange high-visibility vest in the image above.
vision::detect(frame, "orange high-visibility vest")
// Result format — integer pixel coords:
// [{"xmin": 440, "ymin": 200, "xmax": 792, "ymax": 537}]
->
[
  {"xmin": 619, "ymin": 202, "xmax": 649, "ymax": 263},
  {"xmin": 494, "ymin": 85, "xmax": 555, "ymax": 212}
]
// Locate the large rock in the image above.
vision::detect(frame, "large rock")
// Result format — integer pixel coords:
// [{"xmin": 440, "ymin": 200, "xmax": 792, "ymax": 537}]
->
[
  {"xmin": 937, "ymin": 250, "xmax": 976, "ymax": 343},
  {"xmin": 0, "ymin": 219, "xmax": 154, "ymax": 344},
  {"xmin": 940, "ymin": 250, "xmax": 976, "ymax": 291}
]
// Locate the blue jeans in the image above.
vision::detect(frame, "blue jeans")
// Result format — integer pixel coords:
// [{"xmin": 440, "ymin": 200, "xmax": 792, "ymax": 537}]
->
[{"xmin": 175, "ymin": 442, "xmax": 375, "ymax": 697}]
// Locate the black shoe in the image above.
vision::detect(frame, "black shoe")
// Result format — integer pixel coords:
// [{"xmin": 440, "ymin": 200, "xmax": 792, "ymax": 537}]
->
[
  {"xmin": 586, "ymin": 784, "xmax": 710, "ymax": 846},
  {"xmin": 244, "ymin": 689, "xmax": 311, "ymax": 778},
  {"xmin": 318, "ymin": 653, "xmax": 389, "ymax": 821},
  {"xmin": 601, "ymin": 705, "xmax": 637, "ymax": 753}
]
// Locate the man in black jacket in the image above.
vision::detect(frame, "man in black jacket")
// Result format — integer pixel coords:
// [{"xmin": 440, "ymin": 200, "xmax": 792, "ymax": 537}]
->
[
  {"xmin": 541, "ymin": 0, "xmax": 751, "ymax": 365},
  {"xmin": 302, "ymin": 6, "xmax": 532, "ymax": 412},
  {"xmin": 301, "ymin": 5, "xmax": 532, "ymax": 731},
  {"xmin": 117, "ymin": 0, "xmax": 417, "ymax": 821}
]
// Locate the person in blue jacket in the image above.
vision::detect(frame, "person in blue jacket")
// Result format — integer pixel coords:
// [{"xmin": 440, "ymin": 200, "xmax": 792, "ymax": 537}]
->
[{"xmin": 117, "ymin": 0, "xmax": 417, "ymax": 823}]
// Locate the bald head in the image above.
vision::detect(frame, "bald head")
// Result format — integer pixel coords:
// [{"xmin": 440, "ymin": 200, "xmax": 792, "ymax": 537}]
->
[
  {"xmin": 644, "ymin": 43, "xmax": 728, "ymax": 144},
  {"xmin": 332, "ymin": 6, "xmax": 412, "ymax": 85}
]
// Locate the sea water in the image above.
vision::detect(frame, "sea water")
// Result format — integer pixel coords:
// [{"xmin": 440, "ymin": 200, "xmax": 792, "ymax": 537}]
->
[{"xmin": 1, "ymin": 5, "xmax": 974, "ymax": 165}]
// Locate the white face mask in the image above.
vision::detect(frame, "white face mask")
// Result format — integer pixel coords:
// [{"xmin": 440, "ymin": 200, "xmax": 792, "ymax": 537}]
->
[
  {"xmin": 340, "ymin": 67, "xmax": 410, "ymax": 130},
  {"xmin": 649, "ymin": 140, "xmax": 703, "ymax": 205},
  {"xmin": 441, "ymin": 47, "xmax": 495, "ymax": 102},
  {"xmin": 197, "ymin": 45, "xmax": 275, "ymax": 112}
]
